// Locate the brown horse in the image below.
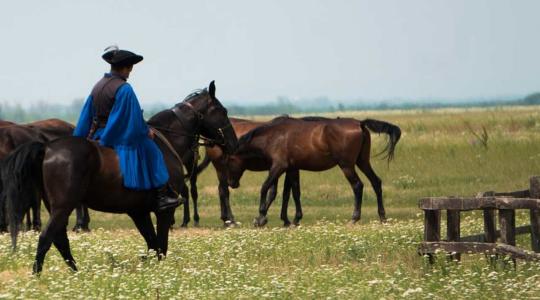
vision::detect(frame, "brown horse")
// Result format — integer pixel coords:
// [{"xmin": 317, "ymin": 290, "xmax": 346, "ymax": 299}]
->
[
  {"xmin": 4, "ymin": 81, "xmax": 238, "ymax": 274},
  {"xmin": 226, "ymin": 116, "xmax": 401, "ymax": 226},
  {"xmin": 0, "ymin": 119, "xmax": 75, "ymax": 232}
]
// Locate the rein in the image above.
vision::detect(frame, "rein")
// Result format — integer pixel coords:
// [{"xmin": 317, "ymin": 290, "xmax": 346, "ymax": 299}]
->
[{"xmin": 149, "ymin": 101, "xmax": 230, "ymax": 182}]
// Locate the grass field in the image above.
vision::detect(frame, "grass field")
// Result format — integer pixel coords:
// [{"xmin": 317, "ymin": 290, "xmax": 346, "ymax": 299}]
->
[{"xmin": 1, "ymin": 106, "xmax": 540, "ymax": 299}]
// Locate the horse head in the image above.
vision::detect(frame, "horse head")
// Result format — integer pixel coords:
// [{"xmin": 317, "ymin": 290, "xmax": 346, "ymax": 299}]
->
[{"xmin": 173, "ymin": 81, "xmax": 238, "ymax": 154}]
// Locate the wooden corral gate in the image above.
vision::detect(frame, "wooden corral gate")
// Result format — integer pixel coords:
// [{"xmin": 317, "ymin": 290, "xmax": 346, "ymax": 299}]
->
[{"xmin": 418, "ymin": 176, "xmax": 540, "ymax": 262}]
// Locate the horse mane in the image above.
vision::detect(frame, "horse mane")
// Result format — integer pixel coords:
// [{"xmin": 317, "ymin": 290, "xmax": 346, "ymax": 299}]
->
[
  {"xmin": 147, "ymin": 88, "xmax": 212, "ymax": 127},
  {"xmin": 300, "ymin": 116, "xmax": 333, "ymax": 122},
  {"xmin": 183, "ymin": 89, "xmax": 208, "ymax": 102}
]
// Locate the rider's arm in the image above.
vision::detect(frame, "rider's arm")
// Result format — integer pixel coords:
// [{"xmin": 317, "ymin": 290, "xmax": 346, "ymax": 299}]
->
[
  {"xmin": 99, "ymin": 83, "xmax": 149, "ymax": 147},
  {"xmin": 73, "ymin": 95, "xmax": 94, "ymax": 137}
]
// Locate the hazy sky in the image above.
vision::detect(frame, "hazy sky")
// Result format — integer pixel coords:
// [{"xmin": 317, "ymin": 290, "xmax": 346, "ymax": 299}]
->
[{"xmin": 1, "ymin": 0, "xmax": 539, "ymax": 106}]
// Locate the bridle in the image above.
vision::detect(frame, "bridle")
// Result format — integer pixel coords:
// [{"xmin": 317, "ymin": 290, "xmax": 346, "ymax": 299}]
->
[
  {"xmin": 170, "ymin": 100, "xmax": 231, "ymax": 147},
  {"xmin": 151, "ymin": 97, "xmax": 232, "ymax": 181}
]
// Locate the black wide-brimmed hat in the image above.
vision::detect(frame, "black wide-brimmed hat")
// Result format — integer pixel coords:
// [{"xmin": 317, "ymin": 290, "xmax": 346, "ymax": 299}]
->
[{"xmin": 101, "ymin": 45, "xmax": 143, "ymax": 67}]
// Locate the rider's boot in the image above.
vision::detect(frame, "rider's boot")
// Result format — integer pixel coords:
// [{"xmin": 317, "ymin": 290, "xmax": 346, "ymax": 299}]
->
[{"xmin": 156, "ymin": 185, "xmax": 181, "ymax": 212}]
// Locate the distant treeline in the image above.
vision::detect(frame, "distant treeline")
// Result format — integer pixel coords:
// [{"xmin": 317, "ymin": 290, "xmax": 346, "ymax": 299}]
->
[{"xmin": 2, "ymin": 92, "xmax": 540, "ymax": 123}]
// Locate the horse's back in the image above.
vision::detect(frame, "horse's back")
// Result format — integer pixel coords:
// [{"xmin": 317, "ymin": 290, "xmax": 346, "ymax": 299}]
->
[
  {"xmin": 44, "ymin": 137, "xmax": 148, "ymax": 213},
  {"xmin": 266, "ymin": 118, "xmax": 365, "ymax": 170},
  {"xmin": 0, "ymin": 125, "xmax": 44, "ymax": 158}
]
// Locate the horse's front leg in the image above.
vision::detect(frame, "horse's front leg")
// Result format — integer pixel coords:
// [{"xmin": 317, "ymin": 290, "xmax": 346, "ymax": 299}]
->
[
  {"xmin": 217, "ymin": 168, "xmax": 236, "ymax": 227},
  {"xmin": 254, "ymin": 166, "xmax": 285, "ymax": 227},
  {"xmin": 156, "ymin": 209, "xmax": 174, "ymax": 258}
]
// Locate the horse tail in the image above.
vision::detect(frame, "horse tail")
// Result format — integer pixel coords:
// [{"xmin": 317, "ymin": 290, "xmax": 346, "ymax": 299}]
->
[
  {"xmin": 196, "ymin": 150, "xmax": 212, "ymax": 175},
  {"xmin": 361, "ymin": 119, "xmax": 401, "ymax": 163},
  {"xmin": 2, "ymin": 141, "xmax": 45, "ymax": 250}
]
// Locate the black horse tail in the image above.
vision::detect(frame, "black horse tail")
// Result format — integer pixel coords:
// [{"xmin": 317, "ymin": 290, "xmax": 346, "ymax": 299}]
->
[
  {"xmin": 196, "ymin": 150, "xmax": 212, "ymax": 176},
  {"xmin": 361, "ymin": 119, "xmax": 401, "ymax": 162},
  {"xmin": 2, "ymin": 141, "xmax": 46, "ymax": 250}
]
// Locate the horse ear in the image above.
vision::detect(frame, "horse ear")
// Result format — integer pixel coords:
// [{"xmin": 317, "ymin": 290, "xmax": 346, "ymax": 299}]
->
[{"xmin": 209, "ymin": 80, "xmax": 216, "ymax": 99}]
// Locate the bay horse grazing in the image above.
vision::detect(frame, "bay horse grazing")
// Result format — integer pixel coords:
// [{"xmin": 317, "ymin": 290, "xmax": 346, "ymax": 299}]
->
[
  {"xmin": 226, "ymin": 116, "xmax": 401, "ymax": 226},
  {"xmin": 187, "ymin": 118, "xmax": 273, "ymax": 227},
  {"xmin": 4, "ymin": 81, "xmax": 238, "ymax": 274},
  {"xmin": 0, "ymin": 119, "xmax": 75, "ymax": 232},
  {"xmin": 166, "ymin": 118, "xmax": 256, "ymax": 228}
]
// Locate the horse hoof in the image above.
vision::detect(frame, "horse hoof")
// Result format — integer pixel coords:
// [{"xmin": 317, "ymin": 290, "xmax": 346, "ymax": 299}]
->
[
  {"xmin": 72, "ymin": 225, "xmax": 91, "ymax": 233},
  {"xmin": 253, "ymin": 216, "xmax": 267, "ymax": 227},
  {"xmin": 224, "ymin": 220, "xmax": 237, "ymax": 228},
  {"xmin": 32, "ymin": 263, "xmax": 42, "ymax": 275}
]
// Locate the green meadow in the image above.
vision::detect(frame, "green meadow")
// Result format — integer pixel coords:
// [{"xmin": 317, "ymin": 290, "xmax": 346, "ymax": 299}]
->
[{"xmin": 1, "ymin": 106, "xmax": 540, "ymax": 299}]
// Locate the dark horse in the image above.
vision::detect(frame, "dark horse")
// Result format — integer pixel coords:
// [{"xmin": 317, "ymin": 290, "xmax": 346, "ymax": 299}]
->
[
  {"xmin": 226, "ymin": 116, "xmax": 401, "ymax": 226},
  {"xmin": 4, "ymin": 81, "xmax": 238, "ymax": 274},
  {"xmin": 0, "ymin": 119, "xmax": 75, "ymax": 232}
]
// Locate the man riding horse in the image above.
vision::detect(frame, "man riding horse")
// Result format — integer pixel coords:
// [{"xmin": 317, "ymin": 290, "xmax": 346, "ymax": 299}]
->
[{"xmin": 73, "ymin": 46, "xmax": 180, "ymax": 211}]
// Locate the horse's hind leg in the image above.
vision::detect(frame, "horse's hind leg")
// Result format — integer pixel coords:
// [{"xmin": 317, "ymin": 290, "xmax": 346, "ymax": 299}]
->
[
  {"xmin": 129, "ymin": 212, "xmax": 158, "ymax": 254},
  {"xmin": 357, "ymin": 160, "xmax": 386, "ymax": 222},
  {"xmin": 34, "ymin": 209, "xmax": 74, "ymax": 274},
  {"xmin": 280, "ymin": 174, "xmax": 292, "ymax": 227},
  {"xmin": 53, "ymin": 227, "xmax": 77, "ymax": 271},
  {"xmin": 339, "ymin": 164, "xmax": 364, "ymax": 223},
  {"xmin": 289, "ymin": 170, "xmax": 303, "ymax": 226},
  {"xmin": 31, "ymin": 194, "xmax": 42, "ymax": 231},
  {"xmin": 0, "ymin": 199, "xmax": 7, "ymax": 233}
]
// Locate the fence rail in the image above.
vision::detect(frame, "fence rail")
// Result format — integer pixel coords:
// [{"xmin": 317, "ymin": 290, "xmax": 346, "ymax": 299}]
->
[{"xmin": 419, "ymin": 176, "xmax": 540, "ymax": 262}]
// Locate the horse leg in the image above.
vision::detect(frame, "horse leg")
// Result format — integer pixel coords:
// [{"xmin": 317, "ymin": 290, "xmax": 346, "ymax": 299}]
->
[
  {"xmin": 262, "ymin": 180, "xmax": 279, "ymax": 218},
  {"xmin": 190, "ymin": 174, "xmax": 200, "ymax": 227},
  {"xmin": 254, "ymin": 167, "xmax": 285, "ymax": 227},
  {"xmin": 25, "ymin": 210, "xmax": 31, "ymax": 231},
  {"xmin": 129, "ymin": 212, "xmax": 158, "ymax": 254},
  {"xmin": 0, "ymin": 198, "xmax": 7, "ymax": 233},
  {"xmin": 156, "ymin": 209, "xmax": 174, "ymax": 258},
  {"xmin": 73, "ymin": 204, "xmax": 90, "ymax": 232},
  {"xmin": 52, "ymin": 227, "xmax": 77, "ymax": 271},
  {"xmin": 31, "ymin": 193, "xmax": 42, "ymax": 231},
  {"xmin": 357, "ymin": 160, "xmax": 386, "ymax": 222},
  {"xmin": 181, "ymin": 193, "xmax": 190, "ymax": 228},
  {"xmin": 82, "ymin": 205, "xmax": 91, "ymax": 231},
  {"xmin": 218, "ymin": 171, "xmax": 236, "ymax": 227},
  {"xmin": 339, "ymin": 164, "xmax": 364, "ymax": 223},
  {"xmin": 289, "ymin": 170, "xmax": 303, "ymax": 226},
  {"xmin": 280, "ymin": 173, "xmax": 292, "ymax": 227},
  {"xmin": 33, "ymin": 209, "xmax": 73, "ymax": 274}
]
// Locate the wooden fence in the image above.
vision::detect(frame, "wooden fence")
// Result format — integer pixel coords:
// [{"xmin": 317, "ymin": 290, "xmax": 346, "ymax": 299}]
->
[{"xmin": 418, "ymin": 176, "xmax": 540, "ymax": 262}]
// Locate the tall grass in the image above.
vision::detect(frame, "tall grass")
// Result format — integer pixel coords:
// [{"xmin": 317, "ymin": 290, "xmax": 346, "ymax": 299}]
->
[{"xmin": 0, "ymin": 106, "xmax": 539, "ymax": 298}]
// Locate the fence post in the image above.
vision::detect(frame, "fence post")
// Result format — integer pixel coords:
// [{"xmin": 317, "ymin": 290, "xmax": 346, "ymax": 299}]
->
[
  {"xmin": 424, "ymin": 210, "xmax": 440, "ymax": 263},
  {"xmin": 481, "ymin": 192, "xmax": 497, "ymax": 244},
  {"xmin": 447, "ymin": 210, "xmax": 461, "ymax": 261},
  {"xmin": 530, "ymin": 176, "xmax": 540, "ymax": 252}
]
